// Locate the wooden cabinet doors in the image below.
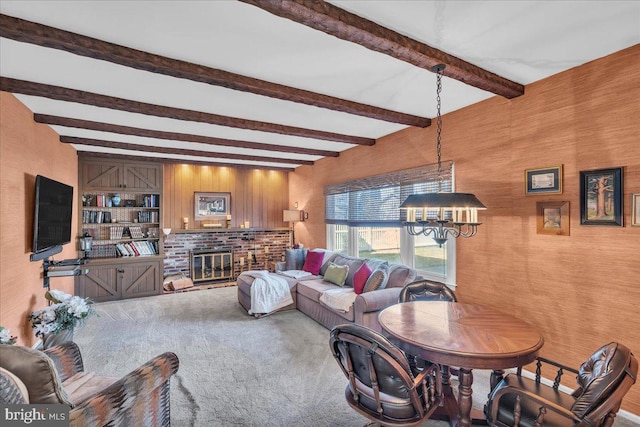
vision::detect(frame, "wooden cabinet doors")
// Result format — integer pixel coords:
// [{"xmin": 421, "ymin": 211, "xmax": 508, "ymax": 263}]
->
[
  {"xmin": 81, "ymin": 159, "xmax": 162, "ymax": 191},
  {"xmin": 77, "ymin": 259, "xmax": 162, "ymax": 302},
  {"xmin": 76, "ymin": 264, "xmax": 119, "ymax": 302},
  {"xmin": 80, "ymin": 160, "xmax": 123, "ymax": 191},
  {"xmin": 121, "ymin": 260, "xmax": 162, "ymax": 299},
  {"xmin": 122, "ymin": 163, "xmax": 162, "ymax": 191}
]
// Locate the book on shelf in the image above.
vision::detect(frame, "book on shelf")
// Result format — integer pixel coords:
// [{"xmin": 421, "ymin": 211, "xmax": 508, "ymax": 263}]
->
[
  {"xmin": 142, "ymin": 194, "xmax": 160, "ymax": 208},
  {"xmin": 116, "ymin": 241, "xmax": 157, "ymax": 257},
  {"xmin": 137, "ymin": 211, "xmax": 159, "ymax": 223},
  {"xmin": 83, "ymin": 210, "xmax": 112, "ymax": 224},
  {"xmin": 129, "ymin": 243, "xmax": 140, "ymax": 256},
  {"xmin": 110, "ymin": 226, "xmax": 125, "ymax": 240},
  {"xmin": 129, "ymin": 226, "xmax": 144, "ymax": 239},
  {"xmin": 115, "ymin": 243, "xmax": 129, "ymax": 257}
]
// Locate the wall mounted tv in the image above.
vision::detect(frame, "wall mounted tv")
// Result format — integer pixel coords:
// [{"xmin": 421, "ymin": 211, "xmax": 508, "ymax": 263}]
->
[{"xmin": 32, "ymin": 175, "xmax": 74, "ymax": 257}]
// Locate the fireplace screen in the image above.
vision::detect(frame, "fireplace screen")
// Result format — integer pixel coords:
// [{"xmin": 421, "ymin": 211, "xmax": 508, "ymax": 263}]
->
[{"xmin": 190, "ymin": 248, "xmax": 233, "ymax": 283}]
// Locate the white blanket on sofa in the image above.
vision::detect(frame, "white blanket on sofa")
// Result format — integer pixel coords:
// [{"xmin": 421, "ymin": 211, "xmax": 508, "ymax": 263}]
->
[
  {"xmin": 319, "ymin": 288, "xmax": 358, "ymax": 313},
  {"xmin": 240, "ymin": 270, "xmax": 293, "ymax": 316}
]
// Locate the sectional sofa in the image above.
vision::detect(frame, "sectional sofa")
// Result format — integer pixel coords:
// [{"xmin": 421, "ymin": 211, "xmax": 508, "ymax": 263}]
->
[{"xmin": 236, "ymin": 249, "xmax": 418, "ymax": 332}]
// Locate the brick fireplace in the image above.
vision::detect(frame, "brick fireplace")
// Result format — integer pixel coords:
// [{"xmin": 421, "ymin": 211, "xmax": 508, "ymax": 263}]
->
[{"xmin": 163, "ymin": 229, "xmax": 290, "ymax": 280}]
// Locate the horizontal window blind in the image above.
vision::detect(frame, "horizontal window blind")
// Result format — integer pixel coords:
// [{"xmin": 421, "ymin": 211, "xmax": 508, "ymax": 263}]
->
[{"xmin": 324, "ymin": 162, "xmax": 453, "ymax": 226}]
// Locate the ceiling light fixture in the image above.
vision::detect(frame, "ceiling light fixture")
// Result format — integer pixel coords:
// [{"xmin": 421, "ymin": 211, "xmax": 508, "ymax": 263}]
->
[{"xmin": 400, "ymin": 64, "xmax": 486, "ymax": 246}]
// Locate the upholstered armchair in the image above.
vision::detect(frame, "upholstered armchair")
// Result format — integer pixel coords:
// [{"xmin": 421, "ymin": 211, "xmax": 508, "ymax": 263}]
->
[
  {"xmin": 0, "ymin": 342, "xmax": 179, "ymax": 427},
  {"xmin": 330, "ymin": 323, "xmax": 442, "ymax": 427},
  {"xmin": 484, "ymin": 342, "xmax": 637, "ymax": 427}
]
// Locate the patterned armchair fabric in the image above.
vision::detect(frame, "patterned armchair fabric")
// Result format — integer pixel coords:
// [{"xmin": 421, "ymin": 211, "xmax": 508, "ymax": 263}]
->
[{"xmin": 0, "ymin": 342, "xmax": 179, "ymax": 427}]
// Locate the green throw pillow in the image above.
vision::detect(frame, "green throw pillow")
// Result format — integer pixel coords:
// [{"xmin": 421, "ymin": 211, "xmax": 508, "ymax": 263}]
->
[{"xmin": 324, "ymin": 263, "xmax": 349, "ymax": 287}]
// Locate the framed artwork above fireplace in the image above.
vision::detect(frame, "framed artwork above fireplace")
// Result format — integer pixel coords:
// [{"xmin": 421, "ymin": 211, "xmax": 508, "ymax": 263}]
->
[{"xmin": 194, "ymin": 192, "xmax": 231, "ymax": 220}]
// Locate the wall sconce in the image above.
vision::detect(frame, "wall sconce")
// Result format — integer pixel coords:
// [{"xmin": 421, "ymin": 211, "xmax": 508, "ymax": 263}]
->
[{"xmin": 162, "ymin": 228, "xmax": 172, "ymax": 237}]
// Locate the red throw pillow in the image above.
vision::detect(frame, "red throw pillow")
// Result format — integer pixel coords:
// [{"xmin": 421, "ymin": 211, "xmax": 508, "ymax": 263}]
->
[
  {"xmin": 353, "ymin": 263, "xmax": 372, "ymax": 295},
  {"xmin": 302, "ymin": 250, "xmax": 324, "ymax": 275}
]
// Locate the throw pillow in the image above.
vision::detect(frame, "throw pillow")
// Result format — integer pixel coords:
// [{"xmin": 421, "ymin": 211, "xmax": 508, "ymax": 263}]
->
[
  {"xmin": 0, "ymin": 345, "xmax": 72, "ymax": 404},
  {"xmin": 353, "ymin": 263, "xmax": 372, "ymax": 295},
  {"xmin": 331, "ymin": 255, "xmax": 365, "ymax": 287},
  {"xmin": 363, "ymin": 263, "xmax": 390, "ymax": 293},
  {"xmin": 0, "ymin": 367, "xmax": 29, "ymax": 404},
  {"xmin": 302, "ymin": 250, "xmax": 324, "ymax": 275},
  {"xmin": 323, "ymin": 263, "xmax": 349, "ymax": 286},
  {"xmin": 318, "ymin": 251, "xmax": 337, "ymax": 275},
  {"xmin": 285, "ymin": 248, "xmax": 308, "ymax": 270}
]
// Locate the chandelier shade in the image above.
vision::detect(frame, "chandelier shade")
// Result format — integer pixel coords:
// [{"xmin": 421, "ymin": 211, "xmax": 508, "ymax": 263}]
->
[{"xmin": 400, "ymin": 193, "xmax": 486, "ymax": 210}]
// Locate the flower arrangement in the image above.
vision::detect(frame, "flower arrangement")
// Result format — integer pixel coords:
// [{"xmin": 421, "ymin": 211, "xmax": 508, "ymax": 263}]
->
[
  {"xmin": 28, "ymin": 289, "xmax": 96, "ymax": 338},
  {"xmin": 0, "ymin": 326, "xmax": 17, "ymax": 345}
]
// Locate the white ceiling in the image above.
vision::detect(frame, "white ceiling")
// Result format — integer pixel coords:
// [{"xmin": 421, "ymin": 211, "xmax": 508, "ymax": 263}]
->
[{"xmin": 1, "ymin": 1, "xmax": 638, "ymax": 169}]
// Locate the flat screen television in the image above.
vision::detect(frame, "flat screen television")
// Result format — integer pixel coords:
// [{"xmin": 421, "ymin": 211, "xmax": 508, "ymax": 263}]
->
[{"xmin": 32, "ymin": 175, "xmax": 74, "ymax": 254}]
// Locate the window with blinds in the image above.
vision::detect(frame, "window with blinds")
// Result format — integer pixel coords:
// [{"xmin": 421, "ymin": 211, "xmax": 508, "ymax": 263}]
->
[{"xmin": 324, "ymin": 162, "xmax": 453, "ymax": 226}]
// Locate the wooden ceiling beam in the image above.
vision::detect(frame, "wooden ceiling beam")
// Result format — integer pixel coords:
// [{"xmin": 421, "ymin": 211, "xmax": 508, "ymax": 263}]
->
[
  {"xmin": 0, "ymin": 13, "xmax": 430, "ymax": 127},
  {"xmin": 241, "ymin": 0, "xmax": 524, "ymax": 99},
  {"xmin": 35, "ymin": 114, "xmax": 338, "ymax": 158},
  {"xmin": 0, "ymin": 77, "xmax": 375, "ymax": 146},
  {"xmin": 77, "ymin": 152, "xmax": 295, "ymax": 172},
  {"xmin": 61, "ymin": 136, "xmax": 313, "ymax": 166}
]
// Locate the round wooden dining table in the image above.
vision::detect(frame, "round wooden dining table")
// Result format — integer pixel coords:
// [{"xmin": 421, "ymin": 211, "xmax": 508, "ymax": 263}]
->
[{"xmin": 378, "ymin": 301, "xmax": 544, "ymax": 427}]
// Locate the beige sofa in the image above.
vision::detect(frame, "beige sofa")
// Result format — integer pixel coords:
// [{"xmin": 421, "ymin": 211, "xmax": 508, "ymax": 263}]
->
[{"xmin": 237, "ymin": 250, "xmax": 417, "ymax": 332}]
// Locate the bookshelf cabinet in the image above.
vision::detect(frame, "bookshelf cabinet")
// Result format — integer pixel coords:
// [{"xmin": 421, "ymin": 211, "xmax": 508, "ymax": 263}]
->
[
  {"xmin": 77, "ymin": 156, "xmax": 164, "ymax": 302},
  {"xmin": 80, "ymin": 195, "xmax": 161, "ymax": 258}
]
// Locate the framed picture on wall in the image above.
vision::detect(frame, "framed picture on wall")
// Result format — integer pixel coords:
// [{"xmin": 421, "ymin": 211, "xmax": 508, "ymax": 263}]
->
[
  {"xmin": 579, "ymin": 167, "xmax": 623, "ymax": 226},
  {"xmin": 536, "ymin": 201, "xmax": 570, "ymax": 236},
  {"xmin": 194, "ymin": 192, "xmax": 231, "ymax": 220},
  {"xmin": 525, "ymin": 165, "xmax": 563, "ymax": 195},
  {"xmin": 632, "ymin": 194, "xmax": 640, "ymax": 227}
]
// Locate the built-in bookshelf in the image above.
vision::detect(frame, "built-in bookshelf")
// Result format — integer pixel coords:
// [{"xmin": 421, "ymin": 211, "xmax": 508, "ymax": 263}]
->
[
  {"xmin": 76, "ymin": 156, "xmax": 164, "ymax": 302},
  {"xmin": 81, "ymin": 192, "xmax": 161, "ymax": 258},
  {"xmin": 78, "ymin": 157, "xmax": 163, "ymax": 260}
]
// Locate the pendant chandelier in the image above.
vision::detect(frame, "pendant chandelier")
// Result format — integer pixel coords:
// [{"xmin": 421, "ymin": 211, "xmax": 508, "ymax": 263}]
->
[{"xmin": 400, "ymin": 64, "xmax": 486, "ymax": 246}]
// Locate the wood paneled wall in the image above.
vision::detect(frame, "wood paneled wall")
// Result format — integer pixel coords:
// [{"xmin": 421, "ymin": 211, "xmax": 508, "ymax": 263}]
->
[
  {"xmin": 291, "ymin": 45, "xmax": 640, "ymax": 415},
  {"xmin": 163, "ymin": 164, "xmax": 290, "ymax": 230},
  {"xmin": 0, "ymin": 92, "xmax": 78, "ymax": 347}
]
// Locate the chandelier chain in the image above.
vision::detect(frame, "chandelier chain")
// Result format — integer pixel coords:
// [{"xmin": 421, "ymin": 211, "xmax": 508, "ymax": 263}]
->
[
  {"xmin": 401, "ymin": 63, "xmax": 485, "ymax": 246},
  {"xmin": 434, "ymin": 64, "xmax": 444, "ymax": 191}
]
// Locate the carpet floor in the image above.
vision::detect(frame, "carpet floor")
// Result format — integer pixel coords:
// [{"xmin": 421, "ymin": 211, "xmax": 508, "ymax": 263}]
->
[{"xmin": 74, "ymin": 286, "xmax": 635, "ymax": 427}]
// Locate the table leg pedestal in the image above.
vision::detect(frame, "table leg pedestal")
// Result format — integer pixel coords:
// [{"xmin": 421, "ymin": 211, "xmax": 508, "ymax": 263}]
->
[{"xmin": 457, "ymin": 368, "xmax": 474, "ymax": 427}]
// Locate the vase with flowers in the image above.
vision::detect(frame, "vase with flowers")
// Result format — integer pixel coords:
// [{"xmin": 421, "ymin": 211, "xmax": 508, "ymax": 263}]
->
[
  {"xmin": 28, "ymin": 289, "xmax": 96, "ymax": 349},
  {"xmin": 0, "ymin": 326, "xmax": 17, "ymax": 345}
]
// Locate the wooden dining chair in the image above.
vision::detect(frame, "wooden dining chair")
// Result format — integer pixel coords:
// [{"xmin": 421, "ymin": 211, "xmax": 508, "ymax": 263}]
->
[
  {"xmin": 484, "ymin": 342, "xmax": 637, "ymax": 427},
  {"xmin": 398, "ymin": 279, "xmax": 458, "ymax": 304},
  {"xmin": 398, "ymin": 280, "xmax": 458, "ymax": 377},
  {"xmin": 329, "ymin": 323, "xmax": 442, "ymax": 427}
]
